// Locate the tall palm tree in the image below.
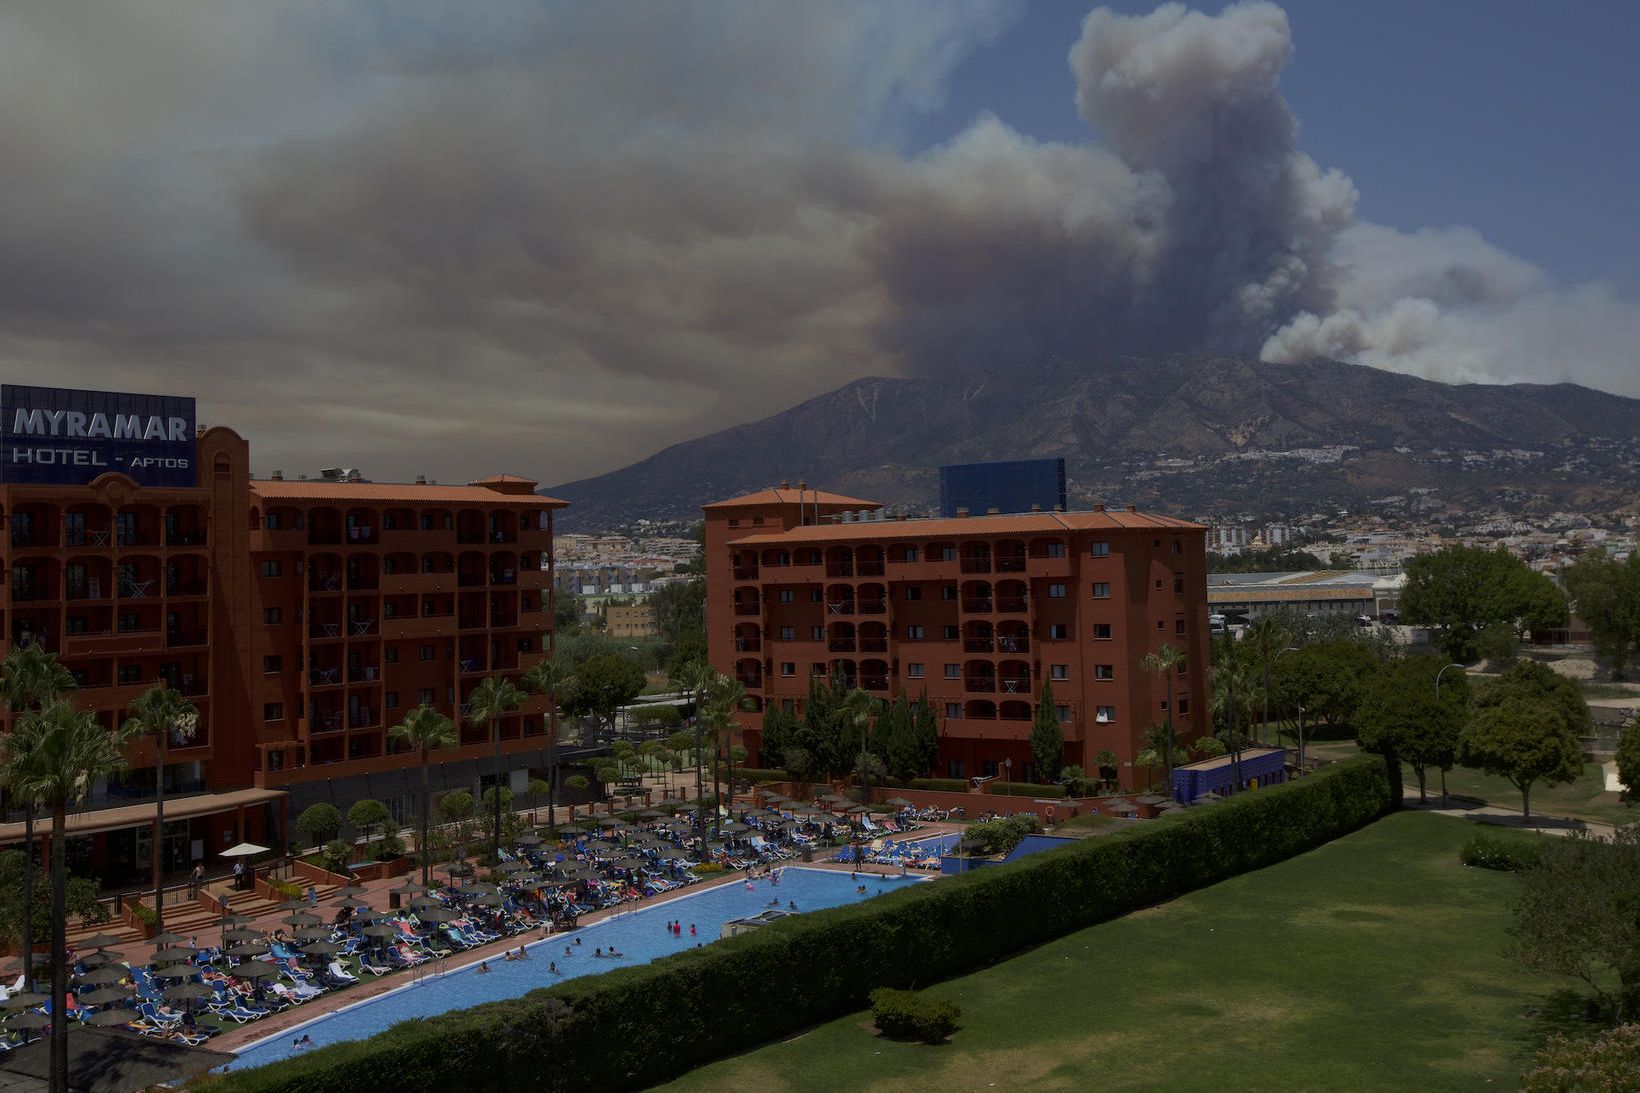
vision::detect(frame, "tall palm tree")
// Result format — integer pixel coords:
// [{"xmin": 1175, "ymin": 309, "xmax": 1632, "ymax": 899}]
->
[
  {"xmin": 1244, "ymin": 616, "xmax": 1291, "ymax": 745},
  {"xmin": 122, "ymin": 682, "xmax": 198, "ymax": 938},
  {"xmin": 1209, "ymin": 635, "xmax": 1254, "ymax": 792},
  {"xmin": 1, "ymin": 700, "xmax": 130, "ymax": 1093},
  {"xmin": 704, "ymin": 673, "xmax": 747, "ymax": 833},
  {"xmin": 1139, "ymin": 643, "xmax": 1186, "ymax": 776},
  {"xmin": 0, "ymin": 644, "xmax": 76, "ymax": 993},
  {"xmin": 521, "ymin": 658, "xmax": 576, "ymax": 837},
  {"xmin": 837, "ymin": 688, "xmax": 878, "ymax": 862},
  {"xmin": 466, "ymin": 676, "xmax": 522, "ymax": 862},
  {"xmin": 672, "ymin": 658, "xmax": 717, "ymax": 841},
  {"xmin": 388, "ymin": 705, "xmax": 457, "ymax": 886}
]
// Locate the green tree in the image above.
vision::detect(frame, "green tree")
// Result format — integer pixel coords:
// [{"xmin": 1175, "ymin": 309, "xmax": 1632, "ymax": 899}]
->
[
  {"xmin": 1093, "ymin": 748, "xmax": 1119, "ymax": 790},
  {"xmin": 1269, "ymin": 639, "xmax": 1382, "ymax": 730},
  {"xmin": 705, "ymin": 674, "xmax": 748, "ymax": 822},
  {"xmin": 875, "ymin": 694, "xmax": 921, "ymax": 782},
  {"xmin": 835, "ymin": 688, "xmax": 878, "ymax": 809},
  {"xmin": 1509, "ymin": 827, "xmax": 1640, "ymax": 1022},
  {"xmin": 1356, "ymin": 654, "xmax": 1468, "ymax": 803},
  {"xmin": 1029, "ymin": 681, "xmax": 1064, "ymax": 783},
  {"xmin": 0, "ymin": 643, "xmax": 76, "ymax": 992},
  {"xmin": 671, "ymin": 657, "xmax": 717, "ymax": 838},
  {"xmin": 649, "ymin": 579, "xmax": 706, "ymax": 647},
  {"xmin": 1, "ymin": 700, "xmax": 130, "ymax": 1091},
  {"xmin": 522, "ymin": 657, "xmax": 576, "ymax": 837},
  {"xmin": 1399, "ymin": 545, "xmax": 1567, "ymax": 663},
  {"xmin": 1207, "ymin": 546, "xmax": 1326, "ymax": 573},
  {"xmin": 347, "ymin": 798, "xmax": 391, "ymax": 846},
  {"xmin": 0, "ymin": 849, "xmax": 108, "ymax": 950},
  {"xmin": 1562, "ymin": 547, "xmax": 1640, "ymax": 680},
  {"xmin": 388, "ymin": 704, "xmax": 457, "ymax": 885},
  {"xmin": 759, "ymin": 702, "xmax": 798, "ymax": 773},
  {"xmin": 1460, "ymin": 661, "xmax": 1587, "ymax": 820},
  {"xmin": 564, "ymin": 654, "xmax": 646, "ymax": 738},
  {"xmin": 120, "ymin": 682, "xmax": 199, "ymax": 939},
  {"xmin": 554, "ymin": 587, "xmax": 585, "ymax": 635},
  {"xmin": 479, "ymin": 786, "xmax": 517, "ymax": 845},
  {"xmin": 466, "ymin": 675, "xmax": 523, "ymax": 862},
  {"xmin": 1244, "ymin": 615, "xmax": 1293, "ymax": 744},
  {"xmin": 909, "ymin": 694, "xmax": 940, "ymax": 779},
  {"xmin": 1140, "ymin": 643, "xmax": 1186, "ymax": 773},
  {"xmin": 295, "ymin": 802, "xmax": 342, "ymax": 848},
  {"xmin": 1618, "ymin": 717, "xmax": 1640, "ymax": 805},
  {"xmin": 437, "ymin": 790, "xmax": 474, "ymax": 825}
]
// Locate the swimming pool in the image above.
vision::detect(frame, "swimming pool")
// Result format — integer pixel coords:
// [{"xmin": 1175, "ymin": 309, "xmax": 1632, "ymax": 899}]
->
[{"xmin": 230, "ymin": 867, "xmax": 921, "ymax": 1071}]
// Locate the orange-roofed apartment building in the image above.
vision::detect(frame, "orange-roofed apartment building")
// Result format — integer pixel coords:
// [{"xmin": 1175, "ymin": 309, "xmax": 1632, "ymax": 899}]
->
[
  {"xmin": 704, "ymin": 484, "xmax": 1210, "ymax": 789},
  {"xmin": 0, "ymin": 383, "xmax": 566, "ymax": 888}
]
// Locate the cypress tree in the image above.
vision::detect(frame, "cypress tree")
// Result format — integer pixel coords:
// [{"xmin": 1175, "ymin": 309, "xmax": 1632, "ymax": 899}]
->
[{"xmin": 1030, "ymin": 681, "xmax": 1065, "ymax": 783}]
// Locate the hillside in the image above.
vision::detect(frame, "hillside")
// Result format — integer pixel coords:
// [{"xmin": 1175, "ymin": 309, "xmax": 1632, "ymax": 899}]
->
[{"xmin": 547, "ymin": 356, "xmax": 1640, "ymax": 528}]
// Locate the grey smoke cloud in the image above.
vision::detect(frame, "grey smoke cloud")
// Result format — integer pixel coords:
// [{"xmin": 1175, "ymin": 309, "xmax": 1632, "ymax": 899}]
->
[{"xmin": 0, "ymin": 1, "xmax": 1634, "ymax": 487}]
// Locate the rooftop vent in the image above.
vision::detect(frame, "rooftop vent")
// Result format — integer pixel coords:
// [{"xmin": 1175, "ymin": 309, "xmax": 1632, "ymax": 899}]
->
[
  {"xmin": 1094, "ymin": 503, "xmax": 1105, "ymax": 512},
  {"xmin": 956, "ymin": 507, "xmax": 969, "ymax": 518},
  {"xmin": 1030, "ymin": 503, "xmax": 1041, "ymax": 512},
  {"xmin": 269, "ymin": 470, "xmax": 284, "ymax": 481},
  {"xmin": 987, "ymin": 507, "xmax": 1000, "ymax": 515},
  {"xmin": 797, "ymin": 479, "xmax": 808, "ymax": 490},
  {"xmin": 780, "ymin": 479, "xmax": 791, "ymax": 489},
  {"xmin": 415, "ymin": 475, "xmax": 427, "ymax": 485},
  {"xmin": 1127, "ymin": 504, "xmax": 1137, "ymax": 512}
]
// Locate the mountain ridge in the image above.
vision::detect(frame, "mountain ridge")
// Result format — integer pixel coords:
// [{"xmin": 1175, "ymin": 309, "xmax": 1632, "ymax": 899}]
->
[{"xmin": 546, "ymin": 356, "xmax": 1640, "ymax": 529}]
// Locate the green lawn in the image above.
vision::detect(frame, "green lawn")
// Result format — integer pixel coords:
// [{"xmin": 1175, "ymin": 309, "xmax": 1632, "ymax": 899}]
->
[
  {"xmin": 656, "ymin": 812, "xmax": 1580, "ymax": 1092},
  {"xmin": 1307, "ymin": 740, "xmax": 1635, "ymax": 827}
]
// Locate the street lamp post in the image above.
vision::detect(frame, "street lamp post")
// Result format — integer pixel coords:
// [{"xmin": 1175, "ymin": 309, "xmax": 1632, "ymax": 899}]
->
[
  {"xmin": 1269, "ymin": 646, "xmax": 1299, "ymax": 753},
  {"xmin": 1434, "ymin": 663, "xmax": 1466, "ymax": 807},
  {"xmin": 1295, "ymin": 704, "xmax": 1307, "ymax": 776}
]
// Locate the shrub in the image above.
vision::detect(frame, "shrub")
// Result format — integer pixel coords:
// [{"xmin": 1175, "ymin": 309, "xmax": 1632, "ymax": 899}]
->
[
  {"xmin": 213, "ymin": 755, "xmax": 1391, "ymax": 1093},
  {"xmin": 728, "ymin": 767, "xmax": 791, "ymax": 784},
  {"xmin": 322, "ymin": 839, "xmax": 353, "ymax": 874},
  {"xmin": 868, "ymin": 987, "xmax": 960, "ymax": 1043},
  {"xmin": 1459, "ymin": 830, "xmax": 1547, "ymax": 872},
  {"xmin": 294, "ymin": 802, "xmax": 342, "ymax": 849},
  {"xmin": 269, "ymin": 879, "xmax": 303, "ymax": 900},
  {"xmin": 963, "ymin": 815, "xmax": 1041, "ymax": 856},
  {"xmin": 129, "ymin": 902, "xmax": 157, "ymax": 927},
  {"xmin": 692, "ymin": 862, "xmax": 725, "ymax": 875},
  {"xmin": 1522, "ymin": 1025, "xmax": 1640, "ymax": 1092},
  {"xmin": 908, "ymin": 777, "xmax": 968, "ymax": 792},
  {"xmin": 991, "ymin": 781, "xmax": 1066, "ymax": 798}
]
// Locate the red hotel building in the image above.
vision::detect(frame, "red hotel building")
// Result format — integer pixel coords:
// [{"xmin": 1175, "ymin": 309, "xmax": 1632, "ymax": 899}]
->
[
  {"xmin": 704, "ymin": 485, "xmax": 1210, "ymax": 789},
  {"xmin": 1, "ymin": 393, "xmax": 564, "ymax": 887}
]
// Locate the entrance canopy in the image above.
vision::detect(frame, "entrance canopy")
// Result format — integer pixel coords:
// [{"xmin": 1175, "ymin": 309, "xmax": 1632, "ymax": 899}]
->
[{"xmin": 0, "ymin": 787, "xmax": 285, "ymax": 845}]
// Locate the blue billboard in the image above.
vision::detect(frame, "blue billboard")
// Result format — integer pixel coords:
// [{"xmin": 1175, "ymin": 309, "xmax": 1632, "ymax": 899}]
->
[
  {"xmin": 939, "ymin": 458, "xmax": 1066, "ymax": 518},
  {"xmin": 1, "ymin": 385, "xmax": 196, "ymax": 488}
]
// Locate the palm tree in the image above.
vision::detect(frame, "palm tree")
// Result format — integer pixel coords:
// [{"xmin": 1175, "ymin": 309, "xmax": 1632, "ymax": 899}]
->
[
  {"xmin": 0, "ymin": 644, "xmax": 76, "ymax": 993},
  {"xmin": 521, "ymin": 658, "xmax": 576, "ymax": 837},
  {"xmin": 388, "ymin": 705, "xmax": 458, "ymax": 886},
  {"xmin": 1209, "ymin": 635, "xmax": 1254, "ymax": 792},
  {"xmin": 1140, "ymin": 643, "xmax": 1186, "ymax": 776},
  {"xmin": 1244, "ymin": 616, "xmax": 1291, "ymax": 745},
  {"xmin": 704, "ymin": 673, "xmax": 747, "ymax": 833},
  {"xmin": 836, "ymin": 688, "xmax": 877, "ymax": 861},
  {"xmin": 672, "ymin": 658, "xmax": 717, "ymax": 841},
  {"xmin": 1093, "ymin": 748, "xmax": 1119, "ymax": 791},
  {"xmin": 121, "ymin": 682, "xmax": 198, "ymax": 938},
  {"xmin": 466, "ymin": 676, "xmax": 522, "ymax": 862},
  {"xmin": 1, "ymin": 700, "xmax": 130, "ymax": 1093}
]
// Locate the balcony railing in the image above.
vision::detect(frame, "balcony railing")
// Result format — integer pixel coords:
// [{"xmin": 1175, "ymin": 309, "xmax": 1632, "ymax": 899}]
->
[
  {"xmin": 827, "ymin": 640, "xmax": 857, "ymax": 653},
  {"xmin": 962, "ymin": 598, "xmax": 994, "ymax": 613},
  {"xmin": 857, "ymin": 599, "xmax": 886, "ymax": 614},
  {"xmin": 960, "ymin": 557, "xmax": 992, "ymax": 574},
  {"xmin": 735, "ymin": 674, "xmax": 763, "ymax": 689},
  {"xmin": 861, "ymin": 675, "xmax": 889, "ymax": 691},
  {"xmin": 310, "ymin": 574, "xmax": 343, "ymax": 593},
  {"xmin": 965, "ymin": 678, "xmax": 997, "ymax": 693},
  {"xmin": 996, "ymin": 596, "xmax": 1028, "ymax": 613},
  {"xmin": 309, "ymin": 668, "xmax": 344, "ymax": 686},
  {"xmin": 309, "ymin": 622, "xmax": 344, "ymax": 639},
  {"xmin": 856, "ymin": 561, "xmax": 885, "ymax": 577},
  {"xmin": 996, "ymin": 635, "xmax": 1030, "ymax": 653},
  {"xmin": 733, "ymin": 566, "xmax": 760, "ymax": 580},
  {"xmin": 166, "ymin": 530, "xmax": 208, "ymax": 547},
  {"xmin": 963, "ymin": 638, "xmax": 994, "ymax": 653},
  {"xmin": 994, "ymin": 557, "xmax": 1026, "ymax": 572},
  {"xmin": 734, "ymin": 638, "xmax": 761, "ymax": 652},
  {"xmin": 859, "ymin": 639, "xmax": 888, "ymax": 653},
  {"xmin": 166, "ymin": 630, "xmax": 208, "ymax": 648},
  {"xmin": 825, "ymin": 565, "xmax": 854, "ymax": 578},
  {"xmin": 734, "ymin": 602, "xmax": 760, "ymax": 616},
  {"xmin": 999, "ymin": 677, "xmax": 1032, "ymax": 694},
  {"xmin": 826, "ymin": 601, "xmax": 854, "ymax": 616}
]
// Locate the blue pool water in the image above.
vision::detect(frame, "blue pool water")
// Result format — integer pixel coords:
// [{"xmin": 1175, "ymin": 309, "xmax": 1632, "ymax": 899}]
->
[{"xmin": 230, "ymin": 867, "xmax": 922, "ymax": 1071}]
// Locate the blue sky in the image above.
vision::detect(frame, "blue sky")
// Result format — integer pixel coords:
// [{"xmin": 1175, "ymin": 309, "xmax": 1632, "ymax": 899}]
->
[{"xmin": 912, "ymin": 0, "xmax": 1640, "ymax": 290}]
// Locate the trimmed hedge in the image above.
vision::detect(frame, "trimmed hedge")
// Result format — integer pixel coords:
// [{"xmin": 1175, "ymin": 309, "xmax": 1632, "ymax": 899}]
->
[
  {"xmin": 1458, "ymin": 829, "xmax": 1549, "ymax": 873},
  {"xmin": 869, "ymin": 987, "xmax": 960, "ymax": 1043},
  {"xmin": 989, "ymin": 781, "xmax": 1066, "ymax": 799},
  {"xmin": 908, "ymin": 777, "xmax": 968, "ymax": 792},
  {"xmin": 215, "ymin": 755, "xmax": 1391, "ymax": 1093}
]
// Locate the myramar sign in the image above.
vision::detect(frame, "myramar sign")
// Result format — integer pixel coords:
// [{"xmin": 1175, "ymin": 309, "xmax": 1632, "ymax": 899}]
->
[{"xmin": 1, "ymin": 385, "xmax": 196, "ymax": 488}]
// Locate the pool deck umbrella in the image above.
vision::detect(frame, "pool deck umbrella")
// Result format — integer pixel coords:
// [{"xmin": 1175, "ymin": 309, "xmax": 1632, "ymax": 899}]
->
[
  {"xmin": 228, "ymin": 961, "xmax": 279, "ymax": 979},
  {"xmin": 153, "ymin": 963, "xmax": 199, "ymax": 979},
  {"xmin": 224, "ymin": 943, "xmax": 269, "ymax": 957},
  {"xmin": 333, "ymin": 884, "xmax": 371, "ymax": 898},
  {"xmin": 79, "ymin": 985, "xmax": 134, "ymax": 1005},
  {"xmin": 293, "ymin": 927, "xmax": 332, "ymax": 942},
  {"xmin": 361, "ymin": 923, "xmax": 401, "ymax": 938},
  {"xmin": 149, "ymin": 932, "xmax": 190, "ymax": 947},
  {"xmin": 162, "ymin": 982, "xmax": 214, "ymax": 1004},
  {"xmin": 77, "ymin": 932, "xmax": 127, "ymax": 950},
  {"xmin": 1, "ymin": 992, "xmax": 49, "ymax": 1010},
  {"xmin": 77, "ymin": 949, "xmax": 124, "ymax": 967},
  {"xmin": 220, "ymin": 841, "xmax": 270, "ymax": 858},
  {"xmin": 514, "ymin": 834, "xmax": 543, "ymax": 846},
  {"xmin": 1134, "ymin": 794, "xmax": 1168, "ymax": 806},
  {"xmin": 5, "ymin": 1010, "xmax": 52, "ymax": 1029},
  {"xmin": 75, "ymin": 966, "xmax": 129, "ymax": 986},
  {"xmin": 0, "ymin": 1023, "xmax": 235, "ymax": 1090},
  {"xmin": 446, "ymin": 862, "xmax": 475, "ymax": 877},
  {"xmin": 283, "ymin": 912, "xmax": 322, "ymax": 927},
  {"xmin": 151, "ymin": 946, "xmax": 198, "ymax": 963},
  {"xmin": 84, "ymin": 1007, "xmax": 139, "ymax": 1026},
  {"xmin": 302, "ymin": 941, "xmax": 344, "ymax": 956},
  {"xmin": 493, "ymin": 860, "xmax": 526, "ymax": 873},
  {"xmin": 224, "ymin": 928, "xmax": 266, "ymax": 942}
]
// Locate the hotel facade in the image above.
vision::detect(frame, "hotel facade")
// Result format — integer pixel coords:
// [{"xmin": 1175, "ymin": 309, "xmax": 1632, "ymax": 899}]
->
[
  {"xmin": 0, "ymin": 385, "xmax": 563, "ymax": 886},
  {"xmin": 703, "ymin": 485, "xmax": 1211, "ymax": 789}
]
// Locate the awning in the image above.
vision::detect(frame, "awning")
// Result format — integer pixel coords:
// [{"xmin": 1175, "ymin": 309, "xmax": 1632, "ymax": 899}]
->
[{"xmin": 0, "ymin": 788, "xmax": 286, "ymax": 845}]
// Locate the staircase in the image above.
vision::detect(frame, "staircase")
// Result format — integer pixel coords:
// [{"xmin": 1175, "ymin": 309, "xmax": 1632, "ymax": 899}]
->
[{"xmin": 66, "ymin": 880, "xmax": 347, "ymax": 952}]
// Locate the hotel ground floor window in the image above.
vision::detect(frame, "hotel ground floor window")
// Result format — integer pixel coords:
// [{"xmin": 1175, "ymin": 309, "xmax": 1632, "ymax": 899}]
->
[{"xmin": 947, "ymin": 759, "xmax": 965, "ymax": 778}]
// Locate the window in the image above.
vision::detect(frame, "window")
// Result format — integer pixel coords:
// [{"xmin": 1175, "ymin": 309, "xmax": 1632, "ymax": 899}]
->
[
  {"xmin": 945, "ymin": 703, "xmax": 963, "ymax": 719},
  {"xmin": 810, "ymin": 625, "xmax": 824, "ymax": 640},
  {"xmin": 1046, "ymin": 542, "xmax": 1066, "ymax": 558},
  {"xmin": 939, "ymin": 546, "xmax": 957, "ymax": 561},
  {"xmin": 264, "ymin": 512, "xmax": 281, "ymax": 530},
  {"xmin": 263, "ymin": 703, "xmax": 283, "ymax": 721},
  {"xmin": 947, "ymin": 758, "xmax": 965, "ymax": 778},
  {"xmin": 419, "ymin": 688, "xmax": 435, "ymax": 705},
  {"xmin": 1092, "ymin": 582, "xmax": 1110, "ymax": 598},
  {"xmin": 982, "ymin": 760, "xmax": 998, "ymax": 777},
  {"xmin": 1173, "ymin": 540, "xmax": 1183, "ymax": 554},
  {"xmin": 1178, "ymin": 698, "xmax": 1190, "ymax": 714},
  {"xmin": 419, "ymin": 643, "xmax": 435, "ymax": 661},
  {"xmin": 1093, "ymin": 623, "xmax": 1113, "ymax": 640},
  {"xmin": 1174, "ymin": 576, "xmax": 1184, "ymax": 594},
  {"xmin": 386, "ymin": 691, "xmax": 400, "ymax": 710},
  {"xmin": 904, "ymin": 586, "xmax": 922, "ymax": 601},
  {"xmin": 779, "ymin": 625, "xmax": 796, "ymax": 640},
  {"xmin": 385, "ymin": 647, "xmax": 399, "ymax": 664},
  {"xmin": 1096, "ymin": 705, "xmax": 1116, "ymax": 722},
  {"xmin": 1175, "ymin": 619, "xmax": 1187, "ymax": 635},
  {"xmin": 1048, "ymin": 583, "xmax": 1067, "ymax": 598},
  {"xmin": 777, "ymin": 589, "xmax": 795, "ymax": 604},
  {"xmin": 1050, "ymin": 664, "xmax": 1069, "ymax": 681},
  {"xmin": 780, "ymin": 662, "xmax": 796, "ymax": 676},
  {"xmin": 944, "ymin": 663, "xmax": 961, "ymax": 679},
  {"xmin": 262, "ymin": 607, "xmax": 282, "ymax": 625},
  {"xmin": 810, "ymin": 588, "xmax": 824, "ymax": 602},
  {"xmin": 1157, "ymin": 619, "xmax": 1165, "ymax": 630},
  {"xmin": 1056, "ymin": 704, "xmax": 1072, "ymax": 723},
  {"xmin": 905, "ymin": 547, "xmax": 921, "ymax": 562},
  {"xmin": 1090, "ymin": 541, "xmax": 1110, "ymax": 557},
  {"xmin": 907, "ymin": 663, "xmax": 925, "ymax": 678},
  {"xmin": 941, "ymin": 585, "xmax": 958, "ymax": 600},
  {"xmin": 1155, "ymin": 579, "xmax": 1163, "ymax": 590},
  {"xmin": 260, "ymin": 560, "xmax": 282, "ymax": 578},
  {"xmin": 751, "ymin": 516, "xmax": 764, "ymax": 526},
  {"xmin": 728, "ymin": 518, "xmax": 740, "ymax": 527},
  {"xmin": 262, "ymin": 655, "xmax": 282, "ymax": 674},
  {"xmin": 942, "ymin": 624, "xmax": 959, "ymax": 640},
  {"xmin": 906, "ymin": 625, "xmax": 925, "ymax": 640},
  {"xmin": 1095, "ymin": 664, "xmax": 1115, "ymax": 680},
  {"xmin": 1048, "ymin": 623, "xmax": 1069, "ymax": 640}
]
